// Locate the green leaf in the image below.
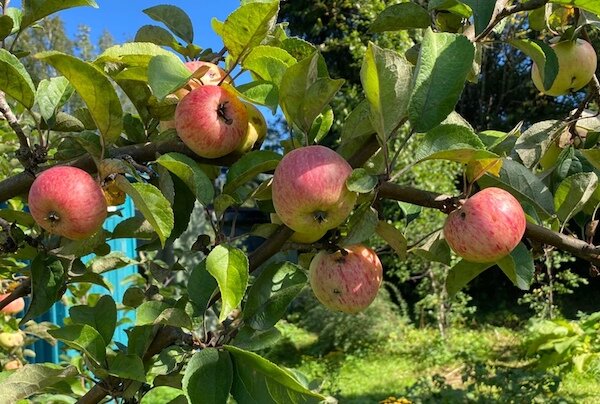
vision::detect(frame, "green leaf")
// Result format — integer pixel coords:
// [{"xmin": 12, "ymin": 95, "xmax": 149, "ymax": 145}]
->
[
  {"xmin": 156, "ymin": 152, "xmax": 215, "ymax": 206},
  {"xmin": 188, "ymin": 260, "xmax": 218, "ymax": 316},
  {"xmin": 226, "ymin": 345, "xmax": 326, "ymax": 403},
  {"xmin": 148, "ymin": 54, "xmax": 192, "ymax": 100},
  {"xmin": 243, "ymin": 45, "xmax": 296, "ymax": 85},
  {"xmin": 168, "ymin": 175, "xmax": 196, "ymax": 242},
  {"xmin": 0, "ymin": 209, "xmax": 35, "ymax": 227},
  {"xmin": 236, "ymin": 80, "xmax": 279, "ymax": 113},
  {"xmin": 68, "ymin": 272, "xmax": 111, "ymax": 291},
  {"xmin": 96, "ymin": 42, "xmax": 173, "ymax": 67},
  {"xmin": 244, "ymin": 262, "xmax": 307, "ymax": 330},
  {"xmin": 0, "ymin": 364, "xmax": 78, "ymax": 402},
  {"xmin": 508, "ymin": 39, "xmax": 558, "ymax": 91},
  {"xmin": 108, "ymin": 353, "xmax": 146, "ymax": 383},
  {"xmin": 135, "ymin": 25, "xmax": 180, "ymax": 49},
  {"xmin": 446, "ymin": 260, "xmax": 493, "ymax": 297},
  {"xmin": 513, "ymin": 120, "xmax": 563, "ymax": 168},
  {"xmin": 412, "ymin": 230, "xmax": 451, "ymax": 265},
  {"xmin": 0, "ymin": 48, "xmax": 35, "ymax": 108},
  {"xmin": 88, "ymin": 252, "xmax": 138, "ymax": 274},
  {"xmin": 496, "ymin": 243, "xmax": 535, "ymax": 290},
  {"xmin": 219, "ymin": 1, "xmax": 279, "ymax": 60},
  {"xmin": 369, "ymin": 2, "xmax": 431, "ymax": 32},
  {"xmin": 340, "ymin": 100, "xmax": 374, "ymax": 143},
  {"xmin": 375, "ymin": 221, "xmax": 407, "ymax": 259},
  {"xmin": 35, "ymin": 77, "xmax": 74, "ymax": 123},
  {"xmin": 141, "ymin": 387, "xmax": 186, "ymax": 404},
  {"xmin": 0, "ymin": 15, "xmax": 14, "ymax": 41},
  {"xmin": 224, "ymin": 150, "xmax": 282, "ymax": 198},
  {"xmin": 206, "ymin": 245, "xmax": 249, "ymax": 322},
  {"xmin": 550, "ymin": 0, "xmax": 600, "ymax": 16},
  {"xmin": 115, "ymin": 176, "xmax": 174, "ymax": 246},
  {"xmin": 280, "ymin": 52, "xmax": 344, "ymax": 134},
  {"xmin": 461, "ymin": 0, "xmax": 496, "ymax": 36},
  {"xmin": 154, "ymin": 308, "xmax": 193, "ymax": 330},
  {"xmin": 49, "ymin": 324, "xmax": 106, "ymax": 365},
  {"xmin": 415, "ymin": 124, "xmax": 487, "ymax": 161},
  {"xmin": 428, "ymin": 0, "xmax": 473, "ymax": 17},
  {"xmin": 36, "ymin": 51, "xmax": 123, "ymax": 145},
  {"xmin": 343, "ymin": 205, "xmax": 379, "ymax": 246},
  {"xmin": 21, "ymin": 0, "xmax": 97, "ymax": 30},
  {"xmin": 21, "ymin": 254, "xmax": 65, "ymax": 324},
  {"xmin": 346, "ymin": 168, "xmax": 378, "ymax": 194},
  {"xmin": 182, "ymin": 349, "xmax": 233, "ymax": 404},
  {"xmin": 111, "ymin": 216, "xmax": 157, "ymax": 240},
  {"xmin": 308, "ymin": 107, "xmax": 334, "ymax": 144},
  {"xmin": 233, "ymin": 326, "xmax": 282, "ymax": 351},
  {"xmin": 143, "ymin": 5, "xmax": 193, "ymax": 43},
  {"xmin": 69, "ymin": 295, "xmax": 116, "ymax": 346},
  {"xmin": 408, "ymin": 29, "xmax": 475, "ymax": 132},
  {"xmin": 478, "ymin": 158, "xmax": 555, "ymax": 219},
  {"xmin": 136, "ymin": 301, "xmax": 170, "ymax": 326},
  {"xmin": 554, "ymin": 172, "xmax": 598, "ymax": 223},
  {"xmin": 360, "ymin": 42, "xmax": 412, "ymax": 144}
]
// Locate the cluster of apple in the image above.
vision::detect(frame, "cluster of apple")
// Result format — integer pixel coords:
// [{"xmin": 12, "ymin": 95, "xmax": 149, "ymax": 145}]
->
[
  {"xmin": 0, "ymin": 293, "xmax": 26, "ymax": 370},
  {"xmin": 271, "ymin": 145, "xmax": 384, "ymax": 314},
  {"xmin": 171, "ymin": 61, "xmax": 267, "ymax": 159}
]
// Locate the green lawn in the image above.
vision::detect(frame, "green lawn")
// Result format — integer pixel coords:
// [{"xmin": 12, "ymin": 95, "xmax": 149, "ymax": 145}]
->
[{"xmin": 268, "ymin": 322, "xmax": 600, "ymax": 403}]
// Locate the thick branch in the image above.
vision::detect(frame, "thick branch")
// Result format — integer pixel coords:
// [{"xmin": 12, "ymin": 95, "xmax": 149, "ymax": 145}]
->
[
  {"xmin": 0, "ymin": 278, "xmax": 31, "ymax": 311},
  {"xmin": 0, "ymin": 139, "xmax": 240, "ymax": 202},
  {"xmin": 475, "ymin": 0, "xmax": 550, "ymax": 41},
  {"xmin": 379, "ymin": 181, "xmax": 600, "ymax": 266}
]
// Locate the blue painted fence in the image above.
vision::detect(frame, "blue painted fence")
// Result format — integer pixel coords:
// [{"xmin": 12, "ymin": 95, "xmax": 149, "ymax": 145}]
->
[{"xmin": 30, "ymin": 197, "xmax": 138, "ymax": 363}]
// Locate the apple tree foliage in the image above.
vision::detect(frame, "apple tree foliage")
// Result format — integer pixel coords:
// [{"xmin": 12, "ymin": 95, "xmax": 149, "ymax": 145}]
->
[{"xmin": 0, "ymin": 0, "xmax": 599, "ymax": 402}]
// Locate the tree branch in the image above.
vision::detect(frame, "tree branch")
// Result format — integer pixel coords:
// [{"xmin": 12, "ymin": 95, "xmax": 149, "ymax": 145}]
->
[
  {"xmin": 0, "ymin": 92, "xmax": 37, "ymax": 171},
  {"xmin": 378, "ymin": 181, "xmax": 600, "ymax": 266},
  {"xmin": 0, "ymin": 278, "xmax": 31, "ymax": 311},
  {"xmin": 474, "ymin": 0, "xmax": 550, "ymax": 41}
]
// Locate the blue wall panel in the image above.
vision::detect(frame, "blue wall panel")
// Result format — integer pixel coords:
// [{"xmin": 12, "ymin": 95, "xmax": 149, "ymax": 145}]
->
[{"xmin": 31, "ymin": 197, "xmax": 137, "ymax": 363}]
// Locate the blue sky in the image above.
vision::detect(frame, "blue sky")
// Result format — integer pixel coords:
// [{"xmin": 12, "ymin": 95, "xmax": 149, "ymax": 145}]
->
[{"xmin": 12, "ymin": 1, "xmax": 240, "ymax": 51}]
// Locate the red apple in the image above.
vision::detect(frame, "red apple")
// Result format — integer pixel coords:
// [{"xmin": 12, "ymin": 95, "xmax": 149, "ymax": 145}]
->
[
  {"xmin": 272, "ymin": 145, "xmax": 357, "ymax": 234},
  {"xmin": 28, "ymin": 166, "xmax": 107, "ymax": 240},
  {"xmin": 0, "ymin": 294, "xmax": 24, "ymax": 315},
  {"xmin": 532, "ymin": 39, "xmax": 597, "ymax": 96},
  {"xmin": 443, "ymin": 187, "xmax": 526, "ymax": 263},
  {"xmin": 309, "ymin": 244, "xmax": 383, "ymax": 313},
  {"xmin": 175, "ymin": 86, "xmax": 248, "ymax": 158}
]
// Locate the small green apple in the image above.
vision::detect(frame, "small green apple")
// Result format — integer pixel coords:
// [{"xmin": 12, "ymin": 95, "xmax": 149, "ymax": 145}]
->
[
  {"xmin": 236, "ymin": 102, "xmax": 267, "ymax": 153},
  {"xmin": 532, "ymin": 39, "xmax": 597, "ymax": 96}
]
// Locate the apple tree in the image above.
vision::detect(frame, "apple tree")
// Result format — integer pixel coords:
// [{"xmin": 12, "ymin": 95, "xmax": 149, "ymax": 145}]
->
[{"xmin": 0, "ymin": 0, "xmax": 600, "ymax": 402}]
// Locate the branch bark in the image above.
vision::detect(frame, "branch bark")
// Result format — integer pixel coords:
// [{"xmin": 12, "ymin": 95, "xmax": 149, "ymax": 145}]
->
[
  {"xmin": 474, "ymin": 0, "xmax": 550, "ymax": 41},
  {"xmin": 0, "ymin": 91, "xmax": 37, "ymax": 171}
]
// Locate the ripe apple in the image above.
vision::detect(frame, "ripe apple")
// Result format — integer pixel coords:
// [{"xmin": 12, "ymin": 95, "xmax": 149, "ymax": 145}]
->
[
  {"xmin": 443, "ymin": 187, "xmax": 526, "ymax": 263},
  {"xmin": 269, "ymin": 213, "xmax": 327, "ymax": 243},
  {"xmin": 175, "ymin": 85, "xmax": 248, "ymax": 158},
  {"xmin": 235, "ymin": 102, "xmax": 267, "ymax": 153},
  {"xmin": 28, "ymin": 166, "xmax": 107, "ymax": 240},
  {"xmin": 532, "ymin": 39, "xmax": 597, "ymax": 96},
  {"xmin": 309, "ymin": 244, "xmax": 383, "ymax": 313},
  {"xmin": 0, "ymin": 331, "xmax": 25, "ymax": 350},
  {"xmin": 3, "ymin": 359, "xmax": 23, "ymax": 370},
  {"xmin": 0, "ymin": 294, "xmax": 24, "ymax": 315},
  {"xmin": 272, "ymin": 145, "xmax": 357, "ymax": 234}
]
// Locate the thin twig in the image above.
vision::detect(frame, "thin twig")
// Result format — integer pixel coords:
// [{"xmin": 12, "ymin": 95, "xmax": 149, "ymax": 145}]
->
[{"xmin": 475, "ymin": 0, "xmax": 550, "ymax": 42}]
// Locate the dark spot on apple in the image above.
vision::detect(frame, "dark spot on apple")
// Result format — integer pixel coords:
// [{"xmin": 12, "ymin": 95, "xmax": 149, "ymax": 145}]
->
[
  {"xmin": 217, "ymin": 102, "xmax": 233, "ymax": 125},
  {"xmin": 333, "ymin": 288, "xmax": 341, "ymax": 294},
  {"xmin": 460, "ymin": 211, "xmax": 466, "ymax": 219},
  {"xmin": 252, "ymin": 117, "xmax": 261, "ymax": 125}
]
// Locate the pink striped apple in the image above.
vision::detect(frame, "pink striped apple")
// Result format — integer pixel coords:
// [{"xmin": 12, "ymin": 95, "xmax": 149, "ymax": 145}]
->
[
  {"xmin": 28, "ymin": 166, "xmax": 107, "ymax": 240},
  {"xmin": 175, "ymin": 85, "xmax": 248, "ymax": 158},
  {"xmin": 443, "ymin": 187, "xmax": 526, "ymax": 263},
  {"xmin": 309, "ymin": 244, "xmax": 383, "ymax": 313},
  {"xmin": 272, "ymin": 145, "xmax": 357, "ymax": 234},
  {"xmin": 0, "ymin": 294, "xmax": 24, "ymax": 315}
]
